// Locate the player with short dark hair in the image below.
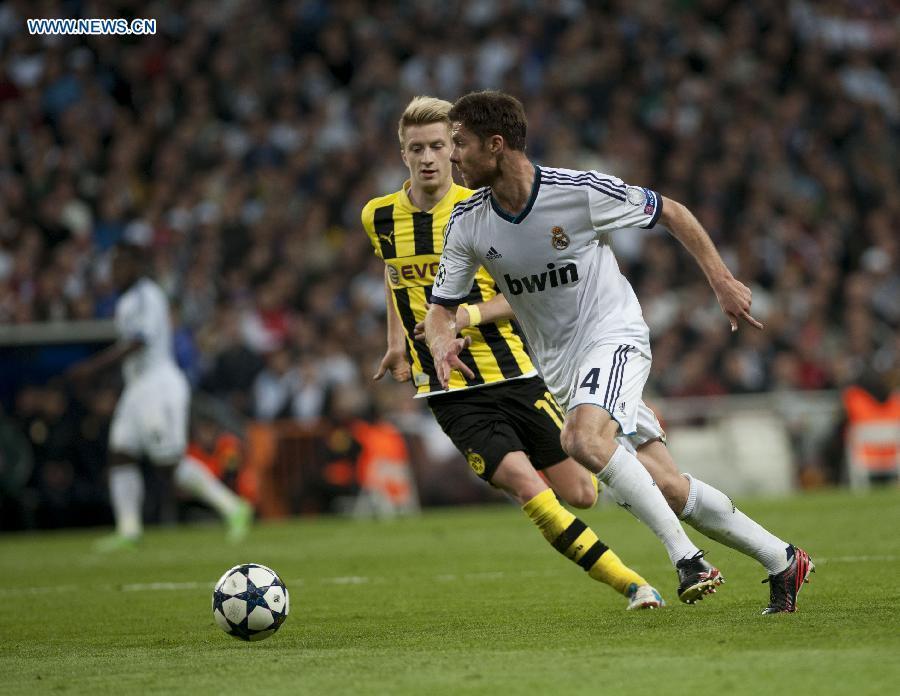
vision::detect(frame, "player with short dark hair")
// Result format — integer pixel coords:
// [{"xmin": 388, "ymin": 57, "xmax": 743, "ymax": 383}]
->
[
  {"xmin": 427, "ymin": 90, "xmax": 814, "ymax": 613},
  {"xmin": 363, "ymin": 96, "xmax": 665, "ymax": 610},
  {"xmin": 68, "ymin": 243, "xmax": 252, "ymax": 550}
]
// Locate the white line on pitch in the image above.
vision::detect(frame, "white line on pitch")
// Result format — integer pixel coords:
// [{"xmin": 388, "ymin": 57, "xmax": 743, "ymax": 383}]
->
[
  {"xmin": 23, "ymin": 568, "xmax": 567, "ymax": 595},
  {"xmin": 121, "ymin": 581, "xmax": 208, "ymax": 591},
  {"xmin": 21, "ymin": 584, "xmax": 80, "ymax": 594}
]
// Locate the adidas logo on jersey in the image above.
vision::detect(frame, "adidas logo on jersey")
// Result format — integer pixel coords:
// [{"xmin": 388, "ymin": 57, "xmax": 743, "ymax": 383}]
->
[
  {"xmin": 504, "ymin": 262, "xmax": 579, "ymax": 295},
  {"xmin": 485, "ymin": 246, "xmax": 502, "ymax": 260}
]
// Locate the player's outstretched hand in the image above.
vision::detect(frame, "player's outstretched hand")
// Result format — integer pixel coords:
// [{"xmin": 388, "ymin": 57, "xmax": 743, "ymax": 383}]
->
[
  {"xmin": 713, "ymin": 275, "xmax": 764, "ymax": 332},
  {"xmin": 433, "ymin": 335, "xmax": 474, "ymax": 389},
  {"xmin": 373, "ymin": 347, "xmax": 411, "ymax": 382}
]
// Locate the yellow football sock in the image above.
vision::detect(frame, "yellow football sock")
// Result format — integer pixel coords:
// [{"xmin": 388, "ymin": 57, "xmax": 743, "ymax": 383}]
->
[{"xmin": 522, "ymin": 488, "xmax": 647, "ymax": 596}]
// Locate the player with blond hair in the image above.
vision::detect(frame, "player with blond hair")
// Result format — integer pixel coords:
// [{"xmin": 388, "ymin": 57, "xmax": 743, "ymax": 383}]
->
[{"xmin": 363, "ymin": 96, "xmax": 665, "ymax": 610}]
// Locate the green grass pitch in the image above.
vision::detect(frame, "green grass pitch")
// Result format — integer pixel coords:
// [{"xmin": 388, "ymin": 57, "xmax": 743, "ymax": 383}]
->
[{"xmin": 1, "ymin": 488, "xmax": 898, "ymax": 695}]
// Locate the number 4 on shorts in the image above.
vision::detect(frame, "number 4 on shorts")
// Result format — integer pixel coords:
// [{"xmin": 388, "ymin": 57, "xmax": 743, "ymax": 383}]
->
[{"xmin": 579, "ymin": 368, "xmax": 601, "ymax": 394}]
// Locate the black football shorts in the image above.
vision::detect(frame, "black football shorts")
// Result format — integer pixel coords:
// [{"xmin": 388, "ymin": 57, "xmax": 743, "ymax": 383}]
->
[{"xmin": 427, "ymin": 375, "xmax": 568, "ymax": 481}]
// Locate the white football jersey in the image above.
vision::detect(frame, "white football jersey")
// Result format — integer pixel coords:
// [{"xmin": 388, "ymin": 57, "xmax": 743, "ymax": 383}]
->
[
  {"xmin": 431, "ymin": 166, "xmax": 662, "ymax": 405},
  {"xmin": 114, "ymin": 277, "xmax": 175, "ymax": 384}
]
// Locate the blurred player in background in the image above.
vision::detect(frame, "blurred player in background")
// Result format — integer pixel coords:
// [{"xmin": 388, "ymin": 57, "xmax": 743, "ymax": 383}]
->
[
  {"xmin": 427, "ymin": 91, "xmax": 814, "ymax": 614},
  {"xmin": 363, "ymin": 97, "xmax": 664, "ymax": 610},
  {"xmin": 67, "ymin": 243, "xmax": 252, "ymax": 549}
]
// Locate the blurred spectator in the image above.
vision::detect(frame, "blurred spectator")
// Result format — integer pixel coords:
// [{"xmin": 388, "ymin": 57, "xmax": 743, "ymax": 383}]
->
[
  {"xmin": 841, "ymin": 369, "xmax": 900, "ymax": 486},
  {"xmin": 11, "ymin": 381, "xmax": 109, "ymax": 528},
  {"xmin": 187, "ymin": 411, "xmax": 257, "ymax": 506},
  {"xmin": 198, "ymin": 304, "xmax": 265, "ymax": 414},
  {"xmin": 0, "ymin": 402, "xmax": 33, "ymax": 528},
  {"xmin": 252, "ymin": 347, "xmax": 301, "ymax": 420},
  {"xmin": 300, "ymin": 382, "xmax": 416, "ymax": 517}
]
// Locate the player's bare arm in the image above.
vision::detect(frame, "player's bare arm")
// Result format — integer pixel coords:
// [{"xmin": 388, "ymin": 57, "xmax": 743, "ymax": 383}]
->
[
  {"xmin": 423, "ymin": 303, "xmax": 474, "ymax": 389},
  {"xmin": 373, "ymin": 269, "xmax": 412, "ymax": 382},
  {"xmin": 413, "ymin": 294, "xmax": 516, "ymax": 342},
  {"xmin": 659, "ymin": 196, "xmax": 763, "ymax": 332},
  {"xmin": 65, "ymin": 339, "xmax": 143, "ymax": 383}
]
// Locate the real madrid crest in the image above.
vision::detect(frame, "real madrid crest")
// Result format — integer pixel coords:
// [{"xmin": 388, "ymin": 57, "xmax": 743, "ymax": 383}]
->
[{"xmin": 551, "ymin": 226, "xmax": 569, "ymax": 250}]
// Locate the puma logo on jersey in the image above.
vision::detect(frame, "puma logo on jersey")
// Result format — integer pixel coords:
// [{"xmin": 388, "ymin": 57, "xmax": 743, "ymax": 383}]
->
[
  {"xmin": 485, "ymin": 246, "xmax": 502, "ymax": 260},
  {"xmin": 504, "ymin": 263, "xmax": 578, "ymax": 295}
]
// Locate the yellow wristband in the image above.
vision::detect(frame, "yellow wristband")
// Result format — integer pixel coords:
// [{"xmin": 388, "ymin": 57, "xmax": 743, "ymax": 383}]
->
[{"xmin": 462, "ymin": 303, "xmax": 482, "ymax": 327}]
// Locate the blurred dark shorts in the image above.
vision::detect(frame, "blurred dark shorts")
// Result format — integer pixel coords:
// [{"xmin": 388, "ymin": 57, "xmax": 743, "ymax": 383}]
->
[{"xmin": 427, "ymin": 375, "xmax": 568, "ymax": 482}]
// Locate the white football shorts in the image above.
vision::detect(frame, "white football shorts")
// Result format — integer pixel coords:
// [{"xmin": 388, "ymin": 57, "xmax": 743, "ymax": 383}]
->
[
  {"xmin": 109, "ymin": 362, "xmax": 190, "ymax": 464},
  {"xmin": 563, "ymin": 342, "xmax": 665, "ymax": 448}
]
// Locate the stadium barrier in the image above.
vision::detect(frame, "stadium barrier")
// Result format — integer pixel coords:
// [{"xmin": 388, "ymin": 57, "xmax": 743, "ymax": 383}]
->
[
  {"xmin": 250, "ymin": 392, "xmax": 845, "ymax": 519},
  {"xmin": 0, "ymin": 320, "xmax": 117, "ymax": 346}
]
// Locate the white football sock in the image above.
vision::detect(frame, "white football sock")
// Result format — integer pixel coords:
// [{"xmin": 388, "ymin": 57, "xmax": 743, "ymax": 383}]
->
[
  {"xmin": 174, "ymin": 455, "xmax": 242, "ymax": 519},
  {"xmin": 109, "ymin": 463, "xmax": 143, "ymax": 539},
  {"xmin": 680, "ymin": 474, "xmax": 790, "ymax": 575},
  {"xmin": 599, "ymin": 445, "xmax": 700, "ymax": 565}
]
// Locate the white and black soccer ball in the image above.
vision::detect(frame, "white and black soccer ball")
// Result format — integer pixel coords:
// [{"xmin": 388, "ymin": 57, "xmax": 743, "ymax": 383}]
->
[{"xmin": 212, "ymin": 563, "xmax": 289, "ymax": 641}]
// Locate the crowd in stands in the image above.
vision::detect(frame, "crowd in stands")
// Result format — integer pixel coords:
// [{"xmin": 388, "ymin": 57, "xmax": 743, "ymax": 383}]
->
[{"xmin": 0, "ymin": 0, "xmax": 898, "ymax": 525}]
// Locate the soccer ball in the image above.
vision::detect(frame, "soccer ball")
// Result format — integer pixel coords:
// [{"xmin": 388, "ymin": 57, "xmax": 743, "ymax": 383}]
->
[{"xmin": 212, "ymin": 563, "xmax": 289, "ymax": 641}]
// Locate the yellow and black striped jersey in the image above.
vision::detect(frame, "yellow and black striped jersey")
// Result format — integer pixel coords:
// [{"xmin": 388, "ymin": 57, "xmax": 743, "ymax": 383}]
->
[{"xmin": 362, "ymin": 181, "xmax": 536, "ymax": 397}]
